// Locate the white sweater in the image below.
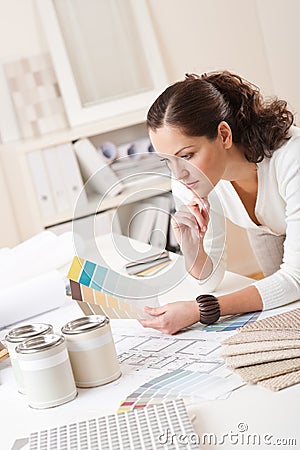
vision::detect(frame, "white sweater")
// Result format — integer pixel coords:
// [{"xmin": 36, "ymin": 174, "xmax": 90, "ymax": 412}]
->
[{"xmin": 172, "ymin": 126, "xmax": 300, "ymax": 310}]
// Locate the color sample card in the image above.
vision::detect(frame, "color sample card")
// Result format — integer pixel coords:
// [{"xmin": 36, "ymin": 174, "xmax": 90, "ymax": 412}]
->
[
  {"xmin": 68, "ymin": 256, "xmax": 159, "ymax": 319},
  {"xmin": 118, "ymin": 369, "xmax": 244, "ymax": 413},
  {"xmin": 204, "ymin": 311, "xmax": 261, "ymax": 332},
  {"xmin": 70, "ymin": 280, "xmax": 149, "ymax": 320}
]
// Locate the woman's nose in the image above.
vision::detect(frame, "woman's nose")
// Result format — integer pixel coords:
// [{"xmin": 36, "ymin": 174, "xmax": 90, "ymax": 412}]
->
[{"xmin": 170, "ymin": 158, "xmax": 189, "ymax": 181}]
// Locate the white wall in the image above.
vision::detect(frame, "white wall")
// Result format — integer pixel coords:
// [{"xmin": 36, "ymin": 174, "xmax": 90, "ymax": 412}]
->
[
  {"xmin": 1, "ymin": 0, "xmax": 298, "ymax": 108},
  {"xmin": 255, "ymin": 0, "xmax": 300, "ymax": 117},
  {"xmin": 147, "ymin": 0, "xmax": 300, "ymax": 117},
  {"xmin": 0, "ymin": 0, "xmax": 47, "ymax": 60},
  {"xmin": 147, "ymin": 0, "xmax": 273, "ymax": 93}
]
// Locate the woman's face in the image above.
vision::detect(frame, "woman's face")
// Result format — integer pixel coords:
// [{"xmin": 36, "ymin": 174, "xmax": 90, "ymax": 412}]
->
[{"xmin": 149, "ymin": 125, "xmax": 229, "ymax": 197}]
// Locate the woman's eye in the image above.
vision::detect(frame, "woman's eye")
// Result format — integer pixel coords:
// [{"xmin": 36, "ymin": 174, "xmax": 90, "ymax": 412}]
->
[{"xmin": 181, "ymin": 154, "xmax": 192, "ymax": 160}]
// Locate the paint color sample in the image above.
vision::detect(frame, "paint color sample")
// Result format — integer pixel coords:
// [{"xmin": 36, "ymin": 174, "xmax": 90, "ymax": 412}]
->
[
  {"xmin": 118, "ymin": 369, "xmax": 244, "ymax": 413},
  {"xmin": 68, "ymin": 256, "xmax": 159, "ymax": 319},
  {"xmin": 68, "ymin": 256, "xmax": 84, "ymax": 281},
  {"xmin": 79, "ymin": 260, "xmax": 96, "ymax": 286},
  {"xmin": 204, "ymin": 311, "xmax": 261, "ymax": 332},
  {"xmin": 70, "ymin": 279, "xmax": 152, "ymax": 320}
]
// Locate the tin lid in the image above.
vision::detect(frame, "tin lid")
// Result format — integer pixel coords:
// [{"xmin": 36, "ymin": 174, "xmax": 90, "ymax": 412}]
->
[
  {"xmin": 5, "ymin": 323, "xmax": 53, "ymax": 343},
  {"xmin": 15, "ymin": 334, "xmax": 64, "ymax": 354},
  {"xmin": 61, "ymin": 315, "xmax": 109, "ymax": 335}
]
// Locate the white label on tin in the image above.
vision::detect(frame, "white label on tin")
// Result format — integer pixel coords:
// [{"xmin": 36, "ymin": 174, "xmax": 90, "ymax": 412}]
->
[
  {"xmin": 18, "ymin": 348, "xmax": 69, "ymax": 371},
  {"xmin": 7, "ymin": 345, "xmax": 17, "ymax": 360},
  {"xmin": 66, "ymin": 331, "xmax": 113, "ymax": 352}
]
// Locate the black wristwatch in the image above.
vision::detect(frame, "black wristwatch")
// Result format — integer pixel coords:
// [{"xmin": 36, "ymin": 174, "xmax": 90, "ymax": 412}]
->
[{"xmin": 196, "ymin": 294, "xmax": 220, "ymax": 325}]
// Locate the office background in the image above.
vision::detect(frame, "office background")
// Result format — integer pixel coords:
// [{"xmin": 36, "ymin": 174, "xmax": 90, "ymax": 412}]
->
[{"xmin": 0, "ymin": 0, "xmax": 299, "ymax": 277}]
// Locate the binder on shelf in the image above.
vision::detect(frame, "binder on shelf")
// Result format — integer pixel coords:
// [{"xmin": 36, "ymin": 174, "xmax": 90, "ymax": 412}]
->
[
  {"xmin": 150, "ymin": 194, "xmax": 172, "ymax": 249},
  {"xmin": 26, "ymin": 150, "xmax": 56, "ymax": 220},
  {"xmin": 55, "ymin": 143, "xmax": 88, "ymax": 209},
  {"xmin": 167, "ymin": 198, "xmax": 180, "ymax": 251},
  {"xmin": 73, "ymin": 138, "xmax": 123, "ymax": 198},
  {"xmin": 42, "ymin": 147, "xmax": 71, "ymax": 214},
  {"xmin": 129, "ymin": 201, "xmax": 157, "ymax": 244}
]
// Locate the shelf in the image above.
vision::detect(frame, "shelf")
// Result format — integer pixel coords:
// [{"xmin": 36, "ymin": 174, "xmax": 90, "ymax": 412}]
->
[
  {"xmin": 0, "ymin": 109, "xmax": 147, "ymax": 153},
  {"xmin": 0, "ymin": 113, "xmax": 165, "ymax": 243},
  {"xmin": 44, "ymin": 177, "xmax": 171, "ymax": 228}
]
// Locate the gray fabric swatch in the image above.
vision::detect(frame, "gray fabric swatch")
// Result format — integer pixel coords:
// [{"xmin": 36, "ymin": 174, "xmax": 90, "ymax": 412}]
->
[
  {"xmin": 222, "ymin": 329, "xmax": 300, "ymax": 345},
  {"xmin": 238, "ymin": 308, "xmax": 300, "ymax": 332},
  {"xmin": 258, "ymin": 369, "xmax": 300, "ymax": 391},
  {"xmin": 226, "ymin": 348, "xmax": 300, "ymax": 368},
  {"xmin": 222, "ymin": 339, "xmax": 300, "ymax": 356},
  {"xmin": 233, "ymin": 357, "xmax": 300, "ymax": 383}
]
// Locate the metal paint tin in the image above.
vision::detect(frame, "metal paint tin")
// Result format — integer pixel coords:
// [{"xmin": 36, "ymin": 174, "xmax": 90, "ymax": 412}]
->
[
  {"xmin": 61, "ymin": 315, "xmax": 121, "ymax": 387},
  {"xmin": 16, "ymin": 333, "xmax": 77, "ymax": 409},
  {"xmin": 5, "ymin": 323, "xmax": 53, "ymax": 394}
]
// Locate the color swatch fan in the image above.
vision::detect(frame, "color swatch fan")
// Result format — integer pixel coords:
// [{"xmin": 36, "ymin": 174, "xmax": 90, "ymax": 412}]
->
[{"xmin": 68, "ymin": 256, "xmax": 159, "ymax": 319}]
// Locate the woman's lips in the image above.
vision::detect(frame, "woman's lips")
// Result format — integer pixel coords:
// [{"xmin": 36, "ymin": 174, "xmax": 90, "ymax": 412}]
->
[{"xmin": 185, "ymin": 181, "xmax": 199, "ymax": 189}]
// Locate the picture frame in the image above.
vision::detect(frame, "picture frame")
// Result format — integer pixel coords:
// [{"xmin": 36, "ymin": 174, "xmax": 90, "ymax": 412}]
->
[{"xmin": 36, "ymin": 0, "xmax": 168, "ymax": 127}]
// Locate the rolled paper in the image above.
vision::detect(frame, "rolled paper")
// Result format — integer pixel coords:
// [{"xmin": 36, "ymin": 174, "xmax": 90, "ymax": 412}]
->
[
  {"xmin": 0, "ymin": 231, "xmax": 74, "ymax": 289},
  {"xmin": 74, "ymin": 138, "xmax": 123, "ymax": 197},
  {"xmin": 0, "ymin": 270, "xmax": 66, "ymax": 328}
]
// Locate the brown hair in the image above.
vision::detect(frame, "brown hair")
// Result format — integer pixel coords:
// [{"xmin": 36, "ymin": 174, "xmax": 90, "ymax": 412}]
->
[{"xmin": 147, "ymin": 71, "xmax": 294, "ymax": 163}]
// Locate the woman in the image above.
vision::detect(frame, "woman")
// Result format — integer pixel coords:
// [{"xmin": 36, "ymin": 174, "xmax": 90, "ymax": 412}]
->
[{"xmin": 140, "ymin": 71, "xmax": 300, "ymax": 334}]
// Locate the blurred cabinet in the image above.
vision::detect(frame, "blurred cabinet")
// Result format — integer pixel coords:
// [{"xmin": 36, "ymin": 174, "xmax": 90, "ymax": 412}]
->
[{"xmin": 0, "ymin": 117, "xmax": 171, "ymax": 244}]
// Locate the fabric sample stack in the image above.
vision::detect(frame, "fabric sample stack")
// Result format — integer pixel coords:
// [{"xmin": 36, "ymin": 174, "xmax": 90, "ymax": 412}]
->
[{"xmin": 221, "ymin": 308, "xmax": 300, "ymax": 391}]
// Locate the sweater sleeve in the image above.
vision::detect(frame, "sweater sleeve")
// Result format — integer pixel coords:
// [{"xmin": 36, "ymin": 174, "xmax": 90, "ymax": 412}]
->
[
  {"xmin": 171, "ymin": 180, "xmax": 226, "ymax": 292},
  {"xmin": 253, "ymin": 147, "xmax": 300, "ymax": 310}
]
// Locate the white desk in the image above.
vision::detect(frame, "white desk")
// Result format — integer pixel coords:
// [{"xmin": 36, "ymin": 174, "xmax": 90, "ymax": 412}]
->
[{"xmin": 0, "ymin": 235, "xmax": 299, "ymax": 449}]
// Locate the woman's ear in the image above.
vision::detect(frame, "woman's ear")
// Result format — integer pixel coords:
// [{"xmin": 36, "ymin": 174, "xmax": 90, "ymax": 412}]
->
[{"xmin": 218, "ymin": 121, "xmax": 232, "ymax": 149}]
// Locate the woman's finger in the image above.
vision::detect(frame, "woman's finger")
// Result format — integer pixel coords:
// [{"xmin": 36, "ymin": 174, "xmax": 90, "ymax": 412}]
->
[
  {"xmin": 190, "ymin": 196, "xmax": 210, "ymax": 212},
  {"xmin": 186, "ymin": 204, "xmax": 208, "ymax": 232},
  {"xmin": 144, "ymin": 305, "xmax": 166, "ymax": 316},
  {"xmin": 189, "ymin": 197, "xmax": 210, "ymax": 227},
  {"xmin": 139, "ymin": 318, "xmax": 162, "ymax": 330},
  {"xmin": 171, "ymin": 213, "xmax": 198, "ymax": 231}
]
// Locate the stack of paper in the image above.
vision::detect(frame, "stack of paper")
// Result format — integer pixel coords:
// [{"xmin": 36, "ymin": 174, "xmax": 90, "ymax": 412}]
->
[{"xmin": 221, "ymin": 308, "xmax": 300, "ymax": 391}]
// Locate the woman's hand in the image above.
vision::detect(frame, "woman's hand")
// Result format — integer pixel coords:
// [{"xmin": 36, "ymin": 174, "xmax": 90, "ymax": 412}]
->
[
  {"xmin": 139, "ymin": 301, "xmax": 200, "ymax": 335},
  {"xmin": 172, "ymin": 196, "xmax": 210, "ymax": 249},
  {"xmin": 171, "ymin": 196, "xmax": 211, "ymax": 278}
]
